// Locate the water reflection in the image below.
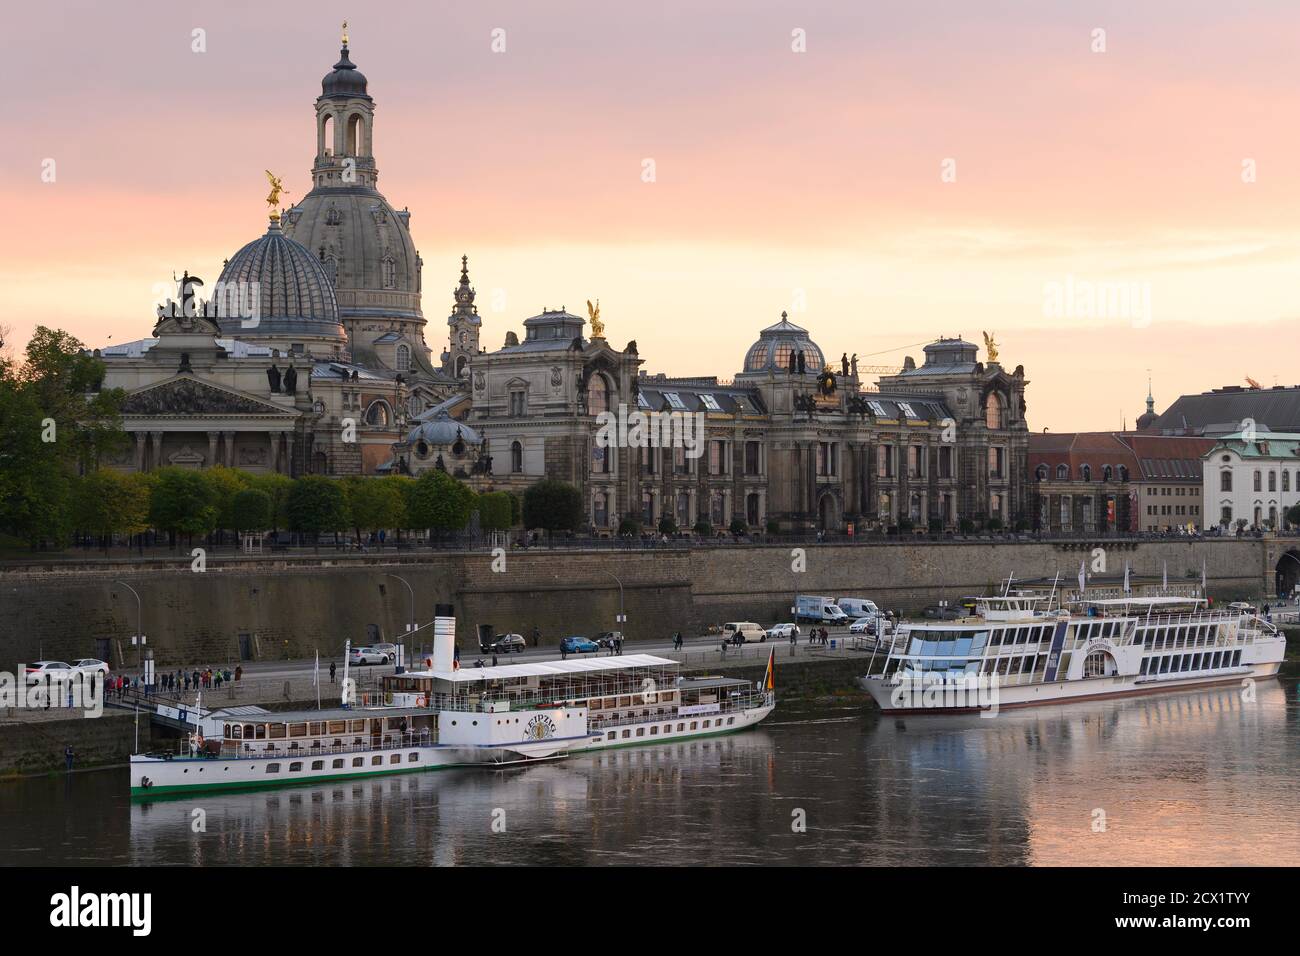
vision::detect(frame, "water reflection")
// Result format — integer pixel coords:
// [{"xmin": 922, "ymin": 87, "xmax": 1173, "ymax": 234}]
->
[{"xmin": 2, "ymin": 681, "xmax": 1295, "ymax": 866}]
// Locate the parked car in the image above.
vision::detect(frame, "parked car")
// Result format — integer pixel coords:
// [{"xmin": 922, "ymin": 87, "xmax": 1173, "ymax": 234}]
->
[
  {"xmin": 849, "ymin": 617, "xmax": 892, "ymax": 636},
  {"xmin": 481, "ymin": 633, "xmax": 526, "ymax": 654},
  {"xmin": 560, "ymin": 636, "xmax": 600, "ymax": 654},
  {"xmin": 349, "ymin": 646, "xmax": 390, "ymax": 665},
  {"xmin": 721, "ymin": 622, "xmax": 767, "ymax": 644},
  {"xmin": 767, "ymin": 623, "xmax": 800, "ymax": 641},
  {"xmin": 25, "ymin": 661, "xmax": 72, "ymax": 676},
  {"xmin": 71, "ymin": 658, "xmax": 111, "ymax": 675},
  {"xmin": 371, "ymin": 642, "xmax": 399, "ymax": 659},
  {"xmin": 594, "ymin": 631, "xmax": 623, "ymax": 649},
  {"xmin": 921, "ymin": 604, "xmax": 963, "ymax": 620}
]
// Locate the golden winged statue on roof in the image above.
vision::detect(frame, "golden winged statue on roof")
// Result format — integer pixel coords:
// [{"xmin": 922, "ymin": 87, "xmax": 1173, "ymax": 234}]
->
[
  {"xmin": 982, "ymin": 330, "xmax": 999, "ymax": 363},
  {"xmin": 265, "ymin": 170, "xmax": 287, "ymax": 220},
  {"xmin": 587, "ymin": 299, "xmax": 604, "ymax": 338}
]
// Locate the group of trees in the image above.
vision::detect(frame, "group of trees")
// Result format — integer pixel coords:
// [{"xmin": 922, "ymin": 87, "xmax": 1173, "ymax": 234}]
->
[
  {"xmin": 1, "ymin": 327, "xmax": 126, "ymax": 549},
  {"xmin": 66, "ymin": 467, "xmax": 526, "ymax": 550}
]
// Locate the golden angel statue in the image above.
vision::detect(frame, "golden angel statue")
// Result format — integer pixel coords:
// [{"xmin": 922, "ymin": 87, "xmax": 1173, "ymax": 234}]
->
[
  {"xmin": 982, "ymin": 331, "xmax": 999, "ymax": 363},
  {"xmin": 586, "ymin": 299, "xmax": 604, "ymax": 338},
  {"xmin": 265, "ymin": 170, "xmax": 287, "ymax": 219}
]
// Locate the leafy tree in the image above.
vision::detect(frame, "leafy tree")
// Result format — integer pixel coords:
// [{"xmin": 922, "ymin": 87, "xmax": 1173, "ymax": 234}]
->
[
  {"xmin": 408, "ymin": 470, "xmax": 476, "ymax": 535},
  {"xmin": 523, "ymin": 479, "xmax": 583, "ymax": 539},
  {"xmin": 204, "ymin": 465, "xmax": 252, "ymax": 534},
  {"xmin": 148, "ymin": 468, "xmax": 218, "ymax": 546},
  {"xmin": 286, "ymin": 476, "xmax": 350, "ymax": 544},
  {"xmin": 381, "ymin": 474, "xmax": 416, "ymax": 542},
  {"xmin": 70, "ymin": 469, "xmax": 151, "ymax": 550},
  {"xmin": 729, "ymin": 517, "xmax": 747, "ymax": 535},
  {"xmin": 228, "ymin": 488, "xmax": 271, "ymax": 534},
  {"xmin": 693, "ymin": 520, "xmax": 712, "ymax": 537},
  {"xmin": 344, "ymin": 476, "xmax": 407, "ymax": 543},
  {"xmin": 249, "ymin": 472, "xmax": 293, "ymax": 532},
  {"xmin": 986, "ymin": 516, "xmax": 1004, "ymax": 532},
  {"xmin": 477, "ymin": 490, "xmax": 514, "ymax": 532},
  {"xmin": 1286, "ymin": 504, "xmax": 1300, "ymax": 528},
  {"xmin": 619, "ymin": 514, "xmax": 642, "ymax": 537},
  {"xmin": 658, "ymin": 516, "xmax": 678, "ymax": 535}
]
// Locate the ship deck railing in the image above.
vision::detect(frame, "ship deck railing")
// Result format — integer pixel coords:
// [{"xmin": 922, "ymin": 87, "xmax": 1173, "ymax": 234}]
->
[{"xmin": 152, "ymin": 730, "xmax": 439, "ymax": 761}]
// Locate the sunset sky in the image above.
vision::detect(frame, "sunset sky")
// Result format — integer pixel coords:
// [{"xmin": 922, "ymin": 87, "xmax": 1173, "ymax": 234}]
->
[{"xmin": 6, "ymin": 0, "xmax": 1300, "ymax": 430}]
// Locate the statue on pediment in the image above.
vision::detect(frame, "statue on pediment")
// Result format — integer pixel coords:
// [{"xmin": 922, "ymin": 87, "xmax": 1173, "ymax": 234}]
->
[
  {"xmin": 283, "ymin": 364, "xmax": 298, "ymax": 395},
  {"xmin": 267, "ymin": 363, "xmax": 282, "ymax": 393},
  {"xmin": 153, "ymin": 270, "xmax": 222, "ymax": 337}
]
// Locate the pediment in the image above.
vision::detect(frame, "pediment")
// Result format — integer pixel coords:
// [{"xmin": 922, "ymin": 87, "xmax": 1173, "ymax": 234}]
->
[{"xmin": 120, "ymin": 376, "xmax": 290, "ymax": 417}]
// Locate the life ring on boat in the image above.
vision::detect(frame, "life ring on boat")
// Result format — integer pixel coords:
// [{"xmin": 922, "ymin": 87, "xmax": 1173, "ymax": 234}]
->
[
  {"xmin": 196, "ymin": 733, "xmax": 205, "ymax": 751},
  {"xmin": 362, "ymin": 694, "xmax": 370, "ymax": 706},
  {"xmin": 187, "ymin": 732, "xmax": 197, "ymax": 752},
  {"xmin": 140, "ymin": 776, "xmax": 152, "ymax": 789},
  {"xmin": 416, "ymin": 694, "xmax": 428, "ymax": 707},
  {"xmin": 424, "ymin": 657, "xmax": 433, "ymax": 669}
]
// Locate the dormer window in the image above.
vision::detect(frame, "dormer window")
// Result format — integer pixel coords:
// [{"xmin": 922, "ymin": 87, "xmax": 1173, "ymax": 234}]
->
[
  {"xmin": 700, "ymin": 394, "xmax": 721, "ymax": 411},
  {"xmin": 867, "ymin": 401, "xmax": 887, "ymax": 417},
  {"xmin": 897, "ymin": 402, "xmax": 917, "ymax": 419},
  {"xmin": 664, "ymin": 393, "xmax": 686, "ymax": 410}
]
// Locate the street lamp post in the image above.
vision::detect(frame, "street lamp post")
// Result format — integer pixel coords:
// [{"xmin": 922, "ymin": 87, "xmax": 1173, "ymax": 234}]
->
[
  {"xmin": 384, "ymin": 573, "xmax": 416, "ymax": 666},
  {"xmin": 113, "ymin": 580, "xmax": 143, "ymax": 668}
]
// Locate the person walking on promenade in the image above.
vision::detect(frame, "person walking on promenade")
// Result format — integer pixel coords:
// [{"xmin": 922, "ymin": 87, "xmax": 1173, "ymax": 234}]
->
[
  {"xmin": 64, "ymin": 745, "xmax": 75, "ymax": 772},
  {"xmin": 184, "ymin": 672, "xmax": 191, "ymax": 692},
  {"xmin": 234, "ymin": 665, "xmax": 242, "ymax": 682},
  {"xmin": 329, "ymin": 661, "xmax": 336, "ymax": 684},
  {"xmin": 532, "ymin": 626, "xmax": 541, "ymax": 648}
]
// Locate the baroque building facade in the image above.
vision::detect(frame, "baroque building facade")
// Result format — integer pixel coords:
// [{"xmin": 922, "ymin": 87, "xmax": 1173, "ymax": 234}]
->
[{"xmin": 85, "ymin": 30, "xmax": 1033, "ymax": 534}]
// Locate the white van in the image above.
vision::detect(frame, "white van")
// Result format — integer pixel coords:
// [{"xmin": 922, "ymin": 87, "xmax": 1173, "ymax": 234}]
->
[
  {"xmin": 720, "ymin": 622, "xmax": 767, "ymax": 644},
  {"xmin": 795, "ymin": 596, "xmax": 849, "ymax": 624},
  {"xmin": 836, "ymin": 597, "xmax": 881, "ymax": 619}
]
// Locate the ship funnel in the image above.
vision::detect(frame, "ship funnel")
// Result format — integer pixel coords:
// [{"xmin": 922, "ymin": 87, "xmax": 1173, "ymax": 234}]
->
[{"xmin": 431, "ymin": 602, "xmax": 456, "ymax": 672}]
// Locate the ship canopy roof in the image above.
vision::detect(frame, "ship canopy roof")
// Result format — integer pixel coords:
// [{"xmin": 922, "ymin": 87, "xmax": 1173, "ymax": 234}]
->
[{"xmin": 412, "ymin": 653, "xmax": 677, "ymax": 683}]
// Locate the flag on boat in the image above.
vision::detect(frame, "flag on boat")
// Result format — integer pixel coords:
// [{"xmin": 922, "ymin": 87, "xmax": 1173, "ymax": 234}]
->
[
  {"xmin": 1162, "ymin": 561, "xmax": 1168, "ymax": 590},
  {"xmin": 313, "ymin": 649, "xmax": 319, "ymax": 687},
  {"xmin": 1123, "ymin": 561, "xmax": 1131, "ymax": 593},
  {"xmin": 762, "ymin": 649, "xmax": 775, "ymax": 691},
  {"xmin": 1078, "ymin": 560, "xmax": 1086, "ymax": 595},
  {"xmin": 453, "ymin": 643, "xmax": 460, "ymax": 671}
]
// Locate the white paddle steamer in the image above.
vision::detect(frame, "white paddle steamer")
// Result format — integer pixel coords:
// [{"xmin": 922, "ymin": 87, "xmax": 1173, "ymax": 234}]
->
[
  {"xmin": 130, "ymin": 607, "xmax": 775, "ymax": 796},
  {"xmin": 860, "ymin": 590, "xmax": 1285, "ymax": 715}
]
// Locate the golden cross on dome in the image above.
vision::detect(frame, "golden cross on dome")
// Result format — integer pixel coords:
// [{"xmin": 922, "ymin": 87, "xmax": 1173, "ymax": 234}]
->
[{"xmin": 342, "ymin": 20, "xmax": 349, "ymax": 45}]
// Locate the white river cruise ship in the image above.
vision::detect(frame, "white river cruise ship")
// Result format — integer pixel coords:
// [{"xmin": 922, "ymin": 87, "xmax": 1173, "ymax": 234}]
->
[
  {"xmin": 859, "ymin": 590, "xmax": 1285, "ymax": 715},
  {"xmin": 130, "ymin": 608, "xmax": 775, "ymax": 797}
]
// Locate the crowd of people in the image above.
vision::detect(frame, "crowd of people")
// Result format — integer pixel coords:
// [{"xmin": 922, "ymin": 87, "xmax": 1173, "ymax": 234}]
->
[{"xmin": 106, "ymin": 665, "xmax": 243, "ymax": 700}]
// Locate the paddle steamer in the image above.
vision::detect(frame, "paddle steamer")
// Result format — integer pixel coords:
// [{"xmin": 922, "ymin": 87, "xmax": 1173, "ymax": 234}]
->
[
  {"xmin": 860, "ymin": 589, "xmax": 1285, "ymax": 714},
  {"xmin": 130, "ymin": 606, "xmax": 775, "ymax": 796}
]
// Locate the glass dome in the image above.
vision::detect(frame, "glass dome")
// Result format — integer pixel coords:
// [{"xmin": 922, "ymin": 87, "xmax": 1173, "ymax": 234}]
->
[{"xmin": 742, "ymin": 313, "xmax": 825, "ymax": 374}]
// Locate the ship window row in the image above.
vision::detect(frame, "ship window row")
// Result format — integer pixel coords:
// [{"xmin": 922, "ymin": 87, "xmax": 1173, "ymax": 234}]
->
[
  {"xmin": 1070, "ymin": 621, "xmax": 1125, "ymax": 643},
  {"xmin": 1140, "ymin": 650, "xmax": 1241, "ymax": 675},
  {"xmin": 1135, "ymin": 623, "xmax": 1221, "ymax": 649},
  {"xmin": 990, "ymin": 624, "xmax": 1055, "ymax": 646}
]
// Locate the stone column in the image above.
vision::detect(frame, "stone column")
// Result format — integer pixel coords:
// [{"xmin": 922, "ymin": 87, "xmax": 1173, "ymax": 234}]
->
[
  {"xmin": 268, "ymin": 432, "xmax": 280, "ymax": 474},
  {"xmin": 757, "ymin": 488, "xmax": 767, "ymax": 526},
  {"xmin": 149, "ymin": 431, "xmax": 164, "ymax": 471},
  {"xmin": 283, "ymin": 431, "xmax": 296, "ymax": 477},
  {"xmin": 206, "ymin": 431, "xmax": 219, "ymax": 469},
  {"xmin": 133, "ymin": 432, "xmax": 146, "ymax": 473},
  {"xmin": 223, "ymin": 431, "xmax": 237, "ymax": 467}
]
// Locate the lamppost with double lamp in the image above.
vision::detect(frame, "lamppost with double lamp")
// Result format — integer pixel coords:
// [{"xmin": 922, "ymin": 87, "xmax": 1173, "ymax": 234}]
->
[
  {"xmin": 383, "ymin": 573, "xmax": 416, "ymax": 665},
  {"xmin": 113, "ymin": 580, "xmax": 144, "ymax": 667}
]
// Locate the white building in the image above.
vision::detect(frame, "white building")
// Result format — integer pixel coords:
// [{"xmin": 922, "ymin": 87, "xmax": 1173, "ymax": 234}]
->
[{"xmin": 1202, "ymin": 430, "xmax": 1300, "ymax": 531}]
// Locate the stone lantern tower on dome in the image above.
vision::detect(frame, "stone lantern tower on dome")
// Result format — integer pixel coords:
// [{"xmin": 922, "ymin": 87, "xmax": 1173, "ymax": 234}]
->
[{"xmin": 281, "ymin": 27, "xmax": 436, "ymax": 378}]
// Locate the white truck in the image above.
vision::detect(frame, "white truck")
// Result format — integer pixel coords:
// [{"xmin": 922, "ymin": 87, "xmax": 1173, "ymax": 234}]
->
[
  {"xmin": 794, "ymin": 595, "xmax": 848, "ymax": 624},
  {"xmin": 836, "ymin": 597, "xmax": 881, "ymax": 619}
]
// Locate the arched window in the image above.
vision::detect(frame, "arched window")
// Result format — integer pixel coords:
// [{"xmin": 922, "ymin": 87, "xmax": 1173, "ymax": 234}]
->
[
  {"xmin": 320, "ymin": 114, "xmax": 334, "ymax": 157},
  {"xmin": 643, "ymin": 491, "xmax": 656, "ymax": 525},
  {"xmin": 1284, "ymin": 471, "xmax": 1291, "ymax": 493},
  {"xmin": 1118, "ymin": 465, "xmax": 1129, "ymax": 482},
  {"xmin": 1080, "ymin": 464, "xmax": 1092, "ymax": 482},
  {"xmin": 1268, "ymin": 471, "xmax": 1276, "ymax": 492},
  {"xmin": 1056, "ymin": 464, "xmax": 1068, "ymax": 480},
  {"xmin": 346, "ymin": 113, "xmax": 364, "ymax": 156},
  {"xmin": 324, "ymin": 257, "xmax": 338, "ymax": 285},
  {"xmin": 593, "ymin": 492, "xmax": 608, "ymax": 529},
  {"xmin": 510, "ymin": 441, "xmax": 522, "ymax": 473},
  {"xmin": 985, "ymin": 393, "xmax": 1003, "ymax": 429},
  {"xmin": 364, "ymin": 400, "xmax": 390, "ymax": 427},
  {"xmin": 1102, "ymin": 465, "xmax": 1113, "ymax": 482},
  {"xmin": 1254, "ymin": 470, "xmax": 1262, "ymax": 492},
  {"xmin": 588, "ymin": 374, "xmax": 610, "ymax": 416},
  {"xmin": 396, "ymin": 344, "xmax": 410, "ymax": 371},
  {"xmin": 1035, "ymin": 464, "xmax": 1048, "ymax": 481},
  {"xmin": 382, "ymin": 257, "xmax": 396, "ymax": 290},
  {"xmin": 1221, "ymin": 471, "xmax": 1233, "ymax": 492},
  {"xmin": 407, "ymin": 394, "xmax": 422, "ymax": 417}
]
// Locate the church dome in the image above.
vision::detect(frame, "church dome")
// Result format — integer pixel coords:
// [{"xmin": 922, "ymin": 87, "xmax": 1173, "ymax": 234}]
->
[
  {"xmin": 407, "ymin": 409, "xmax": 480, "ymax": 448},
  {"xmin": 214, "ymin": 218, "xmax": 345, "ymax": 343},
  {"xmin": 742, "ymin": 313, "xmax": 825, "ymax": 374},
  {"xmin": 321, "ymin": 45, "xmax": 370, "ymax": 99}
]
